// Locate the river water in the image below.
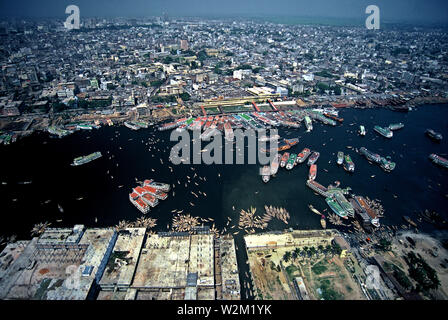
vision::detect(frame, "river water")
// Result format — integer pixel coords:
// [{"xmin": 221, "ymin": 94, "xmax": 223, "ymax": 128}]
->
[{"xmin": 1, "ymin": 104, "xmax": 447, "ymax": 241}]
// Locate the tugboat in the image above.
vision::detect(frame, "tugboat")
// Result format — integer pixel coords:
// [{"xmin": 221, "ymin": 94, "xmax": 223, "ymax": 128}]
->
[
  {"xmin": 425, "ymin": 129, "xmax": 443, "ymax": 142},
  {"xmin": 337, "ymin": 151, "xmax": 344, "ymax": 165}
]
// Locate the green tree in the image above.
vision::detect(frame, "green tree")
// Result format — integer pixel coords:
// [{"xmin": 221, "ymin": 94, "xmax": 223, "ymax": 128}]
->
[{"xmin": 283, "ymin": 251, "xmax": 291, "ymax": 263}]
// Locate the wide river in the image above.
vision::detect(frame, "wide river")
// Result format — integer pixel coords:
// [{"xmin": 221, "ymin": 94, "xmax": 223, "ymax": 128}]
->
[{"xmin": 1, "ymin": 104, "xmax": 447, "ymax": 242}]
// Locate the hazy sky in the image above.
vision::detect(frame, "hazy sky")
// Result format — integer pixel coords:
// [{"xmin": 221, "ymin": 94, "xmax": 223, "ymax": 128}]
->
[{"xmin": 1, "ymin": 0, "xmax": 448, "ymax": 24}]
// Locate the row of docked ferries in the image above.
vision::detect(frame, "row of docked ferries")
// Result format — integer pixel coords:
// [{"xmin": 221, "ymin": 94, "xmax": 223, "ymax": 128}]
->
[
  {"xmin": 47, "ymin": 119, "xmax": 116, "ymax": 138},
  {"xmin": 279, "ymin": 148, "xmax": 318, "ymax": 169},
  {"xmin": 129, "ymin": 179, "xmax": 171, "ymax": 213},
  {"xmin": 156, "ymin": 108, "xmax": 342, "ymax": 140},
  {"xmin": 359, "ymin": 147, "xmax": 396, "ymax": 172},
  {"xmin": 262, "ymin": 147, "xmax": 317, "ymax": 182},
  {"xmin": 71, "ymin": 151, "xmax": 102, "ymax": 166}
]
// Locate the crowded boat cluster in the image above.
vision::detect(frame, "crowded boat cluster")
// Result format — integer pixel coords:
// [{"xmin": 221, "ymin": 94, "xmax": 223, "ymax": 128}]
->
[
  {"xmin": 115, "ymin": 217, "xmax": 157, "ymax": 231},
  {"xmin": 238, "ymin": 206, "xmax": 291, "ymax": 234}
]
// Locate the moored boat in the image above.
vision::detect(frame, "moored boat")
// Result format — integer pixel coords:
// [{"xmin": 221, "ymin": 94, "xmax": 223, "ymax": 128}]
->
[
  {"xmin": 343, "ymin": 154, "xmax": 355, "ymax": 172},
  {"xmin": 270, "ymin": 154, "xmax": 281, "ymax": 175},
  {"xmin": 297, "ymin": 148, "xmax": 311, "ymax": 164},
  {"xmin": 426, "ymin": 129, "xmax": 443, "ymax": 142},
  {"xmin": 337, "ymin": 151, "xmax": 344, "ymax": 165},
  {"xmin": 309, "ymin": 164, "xmax": 317, "ymax": 181},
  {"xmin": 320, "ymin": 215, "xmax": 326, "ymax": 229},
  {"xmin": 307, "ymin": 151, "xmax": 320, "ymax": 166},
  {"xmin": 429, "ymin": 153, "xmax": 448, "ymax": 169},
  {"xmin": 388, "ymin": 123, "xmax": 404, "ymax": 131},
  {"xmin": 374, "ymin": 125, "xmax": 393, "ymax": 138},
  {"xmin": 261, "ymin": 166, "xmax": 271, "ymax": 183},
  {"xmin": 359, "ymin": 125, "xmax": 366, "ymax": 136},
  {"xmin": 286, "ymin": 153, "xmax": 297, "ymax": 170},
  {"xmin": 280, "ymin": 152, "xmax": 290, "ymax": 168}
]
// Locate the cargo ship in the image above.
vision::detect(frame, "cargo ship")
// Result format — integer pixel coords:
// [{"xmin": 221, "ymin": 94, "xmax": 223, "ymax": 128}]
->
[
  {"xmin": 374, "ymin": 125, "xmax": 393, "ymax": 138},
  {"xmin": 304, "ymin": 116, "xmax": 313, "ymax": 132},
  {"xmin": 429, "ymin": 154, "xmax": 448, "ymax": 169},
  {"xmin": 359, "ymin": 147, "xmax": 381, "ymax": 164},
  {"xmin": 307, "ymin": 151, "xmax": 320, "ymax": 166},
  {"xmin": 261, "ymin": 165, "xmax": 271, "ymax": 183},
  {"xmin": 359, "ymin": 125, "xmax": 366, "ymax": 136},
  {"xmin": 425, "ymin": 129, "xmax": 443, "ymax": 142},
  {"xmin": 325, "ymin": 197, "xmax": 349, "ymax": 219},
  {"xmin": 343, "ymin": 154, "xmax": 355, "ymax": 172},
  {"xmin": 297, "ymin": 148, "xmax": 311, "ymax": 164},
  {"xmin": 286, "ymin": 153, "xmax": 297, "ymax": 170},
  {"xmin": 280, "ymin": 152, "xmax": 290, "ymax": 168},
  {"xmin": 270, "ymin": 154, "xmax": 281, "ymax": 175},
  {"xmin": 323, "ymin": 113, "xmax": 343, "ymax": 123},
  {"xmin": 309, "ymin": 164, "xmax": 317, "ymax": 181},
  {"xmin": 388, "ymin": 123, "xmax": 404, "ymax": 131},
  {"xmin": 337, "ymin": 151, "xmax": 344, "ymax": 165},
  {"xmin": 71, "ymin": 152, "xmax": 102, "ymax": 166}
]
